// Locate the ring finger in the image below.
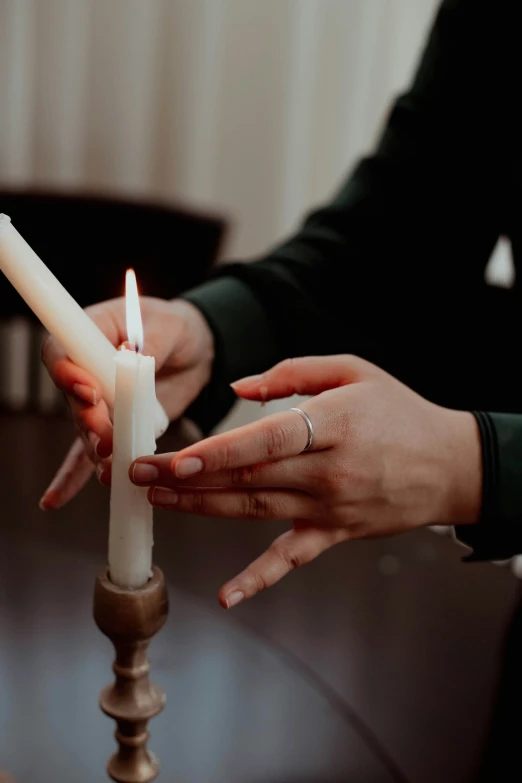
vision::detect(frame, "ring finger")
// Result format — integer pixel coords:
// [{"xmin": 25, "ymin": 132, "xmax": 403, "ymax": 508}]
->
[{"xmin": 134, "ymin": 400, "xmax": 329, "ymax": 481}]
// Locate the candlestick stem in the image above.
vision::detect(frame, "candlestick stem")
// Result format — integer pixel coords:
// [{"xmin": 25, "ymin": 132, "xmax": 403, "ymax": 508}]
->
[{"xmin": 93, "ymin": 566, "xmax": 168, "ymax": 783}]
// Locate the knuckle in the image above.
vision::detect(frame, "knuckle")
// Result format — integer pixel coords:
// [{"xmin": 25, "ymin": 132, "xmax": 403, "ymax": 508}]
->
[
  {"xmin": 245, "ymin": 492, "xmax": 270, "ymax": 519},
  {"xmin": 271, "ymin": 544, "xmax": 303, "ymax": 572},
  {"xmin": 314, "ymin": 473, "xmax": 336, "ymax": 494},
  {"xmin": 279, "ymin": 357, "xmax": 298, "ymax": 371},
  {"xmin": 263, "ymin": 424, "xmax": 290, "ymax": 457},
  {"xmin": 231, "ymin": 464, "xmax": 256, "ymax": 486},
  {"xmin": 313, "ymin": 467, "xmax": 345, "ymax": 495},
  {"xmin": 344, "ymin": 353, "xmax": 376, "ymax": 377},
  {"xmin": 333, "ymin": 502, "xmax": 358, "ymax": 527},
  {"xmin": 343, "ymin": 353, "xmax": 364, "ymax": 370},
  {"xmin": 217, "ymin": 442, "xmax": 236, "ymax": 471},
  {"xmin": 186, "ymin": 491, "xmax": 205, "ymax": 514}
]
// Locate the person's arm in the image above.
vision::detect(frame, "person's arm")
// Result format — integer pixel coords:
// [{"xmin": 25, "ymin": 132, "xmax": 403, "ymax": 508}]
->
[{"xmin": 185, "ymin": 0, "xmax": 510, "ymax": 432}]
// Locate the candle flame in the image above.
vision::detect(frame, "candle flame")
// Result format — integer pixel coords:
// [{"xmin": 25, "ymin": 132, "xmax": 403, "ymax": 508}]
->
[{"xmin": 125, "ymin": 269, "xmax": 144, "ymax": 352}]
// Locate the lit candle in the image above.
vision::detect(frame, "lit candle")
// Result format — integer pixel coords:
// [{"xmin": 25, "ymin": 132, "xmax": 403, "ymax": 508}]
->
[
  {"xmin": 109, "ymin": 270, "xmax": 156, "ymax": 589},
  {"xmin": 0, "ymin": 213, "xmax": 168, "ymax": 438}
]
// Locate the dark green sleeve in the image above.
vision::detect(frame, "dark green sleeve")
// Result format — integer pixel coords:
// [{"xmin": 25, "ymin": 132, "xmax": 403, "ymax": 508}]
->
[
  {"xmin": 456, "ymin": 413, "xmax": 522, "ymax": 561},
  {"xmin": 184, "ymin": 0, "xmax": 510, "ymax": 431}
]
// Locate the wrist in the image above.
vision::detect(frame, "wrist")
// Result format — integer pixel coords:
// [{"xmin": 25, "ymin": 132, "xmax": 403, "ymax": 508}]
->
[
  {"xmin": 170, "ymin": 298, "xmax": 215, "ymax": 380},
  {"xmin": 440, "ymin": 409, "xmax": 482, "ymax": 525}
]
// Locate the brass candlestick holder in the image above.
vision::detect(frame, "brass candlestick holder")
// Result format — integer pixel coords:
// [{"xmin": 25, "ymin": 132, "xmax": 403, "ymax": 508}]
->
[{"xmin": 93, "ymin": 566, "xmax": 169, "ymax": 783}]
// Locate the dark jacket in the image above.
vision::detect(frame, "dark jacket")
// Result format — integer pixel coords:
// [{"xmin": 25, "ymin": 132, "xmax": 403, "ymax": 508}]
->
[{"xmin": 184, "ymin": 0, "xmax": 522, "ymax": 560}]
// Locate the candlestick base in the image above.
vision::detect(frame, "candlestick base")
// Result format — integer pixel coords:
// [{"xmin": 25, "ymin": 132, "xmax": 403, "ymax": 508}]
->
[{"xmin": 93, "ymin": 566, "xmax": 169, "ymax": 783}]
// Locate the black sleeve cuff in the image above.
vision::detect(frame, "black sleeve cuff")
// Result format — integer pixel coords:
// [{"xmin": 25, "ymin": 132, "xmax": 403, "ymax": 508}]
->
[
  {"xmin": 456, "ymin": 411, "xmax": 522, "ymax": 561},
  {"xmin": 182, "ymin": 276, "xmax": 285, "ymax": 384},
  {"xmin": 180, "ymin": 275, "xmax": 286, "ymax": 434}
]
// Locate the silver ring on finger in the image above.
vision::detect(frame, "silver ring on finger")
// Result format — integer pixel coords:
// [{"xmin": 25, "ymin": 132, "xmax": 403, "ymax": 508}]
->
[{"xmin": 290, "ymin": 407, "xmax": 314, "ymax": 453}]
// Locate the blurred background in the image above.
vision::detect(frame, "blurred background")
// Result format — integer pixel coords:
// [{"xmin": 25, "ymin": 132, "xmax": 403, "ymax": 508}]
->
[
  {"xmin": 0, "ymin": 2, "xmax": 520, "ymax": 782},
  {"xmin": 0, "ymin": 0, "xmax": 437, "ymax": 254},
  {"xmin": 0, "ymin": 0, "xmax": 514, "ymax": 424}
]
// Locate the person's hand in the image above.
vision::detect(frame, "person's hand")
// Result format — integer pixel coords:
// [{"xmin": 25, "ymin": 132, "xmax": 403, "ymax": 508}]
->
[
  {"xmin": 128, "ymin": 355, "xmax": 482, "ymax": 608},
  {"xmin": 40, "ymin": 297, "xmax": 214, "ymax": 509}
]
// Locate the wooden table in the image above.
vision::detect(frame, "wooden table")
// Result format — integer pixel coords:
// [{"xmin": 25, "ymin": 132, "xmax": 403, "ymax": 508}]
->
[{"xmin": 0, "ymin": 412, "xmax": 520, "ymax": 783}]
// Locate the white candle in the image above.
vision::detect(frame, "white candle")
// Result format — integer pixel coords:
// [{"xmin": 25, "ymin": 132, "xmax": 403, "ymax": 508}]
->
[
  {"xmin": 109, "ymin": 270, "xmax": 156, "ymax": 589},
  {"xmin": 0, "ymin": 213, "xmax": 168, "ymax": 438}
]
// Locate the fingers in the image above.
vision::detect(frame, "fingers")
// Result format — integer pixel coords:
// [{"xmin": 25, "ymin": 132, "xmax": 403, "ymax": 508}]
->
[
  {"xmin": 41, "ymin": 296, "xmax": 127, "ymax": 430},
  {"xmin": 39, "ymin": 394, "xmax": 114, "ymax": 511},
  {"xmin": 131, "ymin": 451, "xmax": 325, "ymax": 492},
  {"xmin": 68, "ymin": 395, "xmax": 113, "ymax": 459},
  {"xmin": 46, "ymin": 350, "xmax": 103, "ymax": 402},
  {"xmin": 39, "ymin": 437, "xmax": 96, "ymax": 510},
  {"xmin": 143, "ymin": 403, "xmax": 330, "ymax": 480},
  {"xmin": 96, "ymin": 458, "xmax": 112, "ymax": 487},
  {"xmin": 150, "ymin": 487, "xmax": 319, "ymax": 521},
  {"xmin": 231, "ymin": 355, "xmax": 375, "ymax": 401},
  {"xmin": 218, "ymin": 525, "xmax": 350, "ymax": 608},
  {"xmin": 43, "ymin": 336, "xmax": 113, "ymax": 457}
]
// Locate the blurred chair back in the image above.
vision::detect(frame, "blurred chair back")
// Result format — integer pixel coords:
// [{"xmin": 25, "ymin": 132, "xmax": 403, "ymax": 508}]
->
[{"xmin": 0, "ymin": 189, "xmax": 226, "ymax": 413}]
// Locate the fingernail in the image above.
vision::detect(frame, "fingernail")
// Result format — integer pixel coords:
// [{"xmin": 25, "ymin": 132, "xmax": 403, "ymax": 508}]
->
[
  {"xmin": 96, "ymin": 462, "xmax": 105, "ymax": 483},
  {"xmin": 175, "ymin": 457, "xmax": 203, "ymax": 478},
  {"xmin": 132, "ymin": 463, "xmax": 159, "ymax": 484},
  {"xmin": 73, "ymin": 383, "xmax": 97, "ymax": 406},
  {"xmin": 88, "ymin": 431, "xmax": 101, "ymax": 457},
  {"xmin": 151, "ymin": 488, "xmax": 178, "ymax": 506},
  {"xmin": 39, "ymin": 490, "xmax": 56, "ymax": 511},
  {"xmin": 225, "ymin": 590, "xmax": 245, "ymax": 609},
  {"xmin": 230, "ymin": 374, "xmax": 262, "ymax": 388}
]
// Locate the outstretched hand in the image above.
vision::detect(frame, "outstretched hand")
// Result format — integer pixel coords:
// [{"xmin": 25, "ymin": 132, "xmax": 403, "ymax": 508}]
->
[{"xmin": 126, "ymin": 355, "xmax": 482, "ymax": 608}]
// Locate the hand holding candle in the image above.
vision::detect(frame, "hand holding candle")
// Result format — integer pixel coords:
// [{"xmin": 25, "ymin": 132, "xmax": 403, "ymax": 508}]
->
[
  {"xmin": 1, "ymin": 213, "xmax": 216, "ymax": 508},
  {"xmin": 0, "ymin": 213, "xmax": 169, "ymax": 437},
  {"xmin": 39, "ymin": 292, "xmax": 215, "ymax": 508}
]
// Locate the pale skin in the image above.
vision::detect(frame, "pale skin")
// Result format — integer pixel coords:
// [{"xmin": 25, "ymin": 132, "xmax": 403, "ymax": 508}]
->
[
  {"xmin": 41, "ymin": 296, "xmax": 215, "ymax": 508},
  {"xmin": 42, "ymin": 299, "xmax": 482, "ymax": 609}
]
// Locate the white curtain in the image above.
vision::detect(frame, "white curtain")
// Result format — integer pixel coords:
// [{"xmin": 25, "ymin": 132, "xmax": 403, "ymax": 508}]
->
[
  {"xmin": 8, "ymin": 0, "xmax": 514, "ymax": 432},
  {"xmin": 0, "ymin": 0, "xmax": 439, "ymax": 260},
  {"xmin": 0, "ymin": 0, "xmax": 444, "ymax": 425}
]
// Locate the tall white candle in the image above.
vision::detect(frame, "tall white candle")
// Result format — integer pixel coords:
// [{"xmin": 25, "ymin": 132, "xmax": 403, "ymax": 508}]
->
[
  {"xmin": 109, "ymin": 270, "xmax": 156, "ymax": 589},
  {"xmin": 0, "ymin": 213, "xmax": 168, "ymax": 438}
]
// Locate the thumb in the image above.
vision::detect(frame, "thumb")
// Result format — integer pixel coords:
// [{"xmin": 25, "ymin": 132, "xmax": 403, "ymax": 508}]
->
[
  {"xmin": 231, "ymin": 355, "xmax": 375, "ymax": 401},
  {"xmin": 155, "ymin": 363, "xmax": 210, "ymax": 422}
]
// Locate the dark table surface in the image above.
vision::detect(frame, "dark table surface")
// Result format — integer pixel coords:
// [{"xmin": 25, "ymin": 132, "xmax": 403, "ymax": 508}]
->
[{"xmin": 0, "ymin": 412, "xmax": 520, "ymax": 783}]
